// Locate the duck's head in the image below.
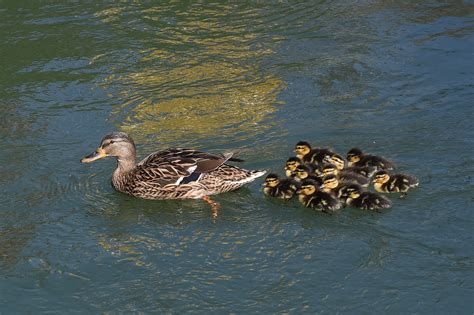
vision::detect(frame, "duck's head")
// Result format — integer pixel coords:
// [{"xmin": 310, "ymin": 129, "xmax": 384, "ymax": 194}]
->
[
  {"xmin": 294, "ymin": 141, "xmax": 311, "ymax": 158},
  {"xmin": 263, "ymin": 173, "xmax": 280, "ymax": 187},
  {"xmin": 285, "ymin": 157, "xmax": 302, "ymax": 172},
  {"xmin": 297, "ymin": 179, "xmax": 320, "ymax": 196},
  {"xmin": 373, "ymin": 170, "xmax": 390, "ymax": 184},
  {"xmin": 345, "ymin": 183, "xmax": 362, "ymax": 199},
  {"xmin": 81, "ymin": 132, "xmax": 136, "ymax": 163},
  {"xmin": 322, "ymin": 164, "xmax": 338, "ymax": 177},
  {"xmin": 322, "ymin": 174, "xmax": 339, "ymax": 190},
  {"xmin": 295, "ymin": 164, "xmax": 312, "ymax": 180},
  {"xmin": 347, "ymin": 148, "xmax": 363, "ymax": 165},
  {"xmin": 326, "ymin": 153, "xmax": 346, "ymax": 170}
]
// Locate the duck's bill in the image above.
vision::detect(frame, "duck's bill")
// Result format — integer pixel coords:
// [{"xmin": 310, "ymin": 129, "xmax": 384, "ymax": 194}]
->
[{"xmin": 81, "ymin": 149, "xmax": 106, "ymax": 163}]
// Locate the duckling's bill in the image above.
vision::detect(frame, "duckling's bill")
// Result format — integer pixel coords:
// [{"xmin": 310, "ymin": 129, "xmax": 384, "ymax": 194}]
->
[{"xmin": 81, "ymin": 148, "xmax": 107, "ymax": 163}]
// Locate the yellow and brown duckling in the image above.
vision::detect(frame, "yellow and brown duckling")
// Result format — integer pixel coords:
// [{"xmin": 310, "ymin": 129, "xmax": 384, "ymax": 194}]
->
[
  {"xmin": 347, "ymin": 148, "xmax": 394, "ymax": 170},
  {"xmin": 284, "ymin": 157, "xmax": 303, "ymax": 179},
  {"xmin": 297, "ymin": 179, "xmax": 341, "ymax": 213},
  {"xmin": 344, "ymin": 183, "xmax": 392, "ymax": 211},
  {"xmin": 263, "ymin": 173, "xmax": 299, "ymax": 200},
  {"xmin": 294, "ymin": 164, "xmax": 323, "ymax": 186},
  {"xmin": 321, "ymin": 174, "xmax": 355, "ymax": 199},
  {"xmin": 321, "ymin": 164, "xmax": 370, "ymax": 187},
  {"xmin": 323, "ymin": 153, "xmax": 346, "ymax": 170},
  {"xmin": 345, "ymin": 165, "xmax": 377, "ymax": 178},
  {"xmin": 323, "ymin": 152, "xmax": 376, "ymax": 178},
  {"xmin": 294, "ymin": 141, "xmax": 334, "ymax": 166},
  {"xmin": 372, "ymin": 170, "xmax": 419, "ymax": 197}
]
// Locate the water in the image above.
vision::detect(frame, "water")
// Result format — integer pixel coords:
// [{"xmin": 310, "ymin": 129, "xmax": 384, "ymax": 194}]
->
[{"xmin": 1, "ymin": 1, "xmax": 473, "ymax": 313}]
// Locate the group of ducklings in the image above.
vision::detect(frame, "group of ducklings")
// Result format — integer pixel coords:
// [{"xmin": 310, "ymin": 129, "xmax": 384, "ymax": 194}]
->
[{"xmin": 263, "ymin": 141, "xmax": 419, "ymax": 213}]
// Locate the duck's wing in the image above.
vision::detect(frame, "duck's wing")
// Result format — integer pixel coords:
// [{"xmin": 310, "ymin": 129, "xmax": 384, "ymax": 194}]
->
[{"xmin": 135, "ymin": 148, "xmax": 234, "ymax": 186}]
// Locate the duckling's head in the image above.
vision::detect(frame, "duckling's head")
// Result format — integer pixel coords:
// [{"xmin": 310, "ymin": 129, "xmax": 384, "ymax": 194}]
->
[
  {"xmin": 345, "ymin": 183, "xmax": 362, "ymax": 199},
  {"xmin": 347, "ymin": 148, "xmax": 363, "ymax": 165},
  {"xmin": 298, "ymin": 179, "xmax": 320, "ymax": 196},
  {"xmin": 373, "ymin": 170, "xmax": 390, "ymax": 184},
  {"xmin": 322, "ymin": 174, "xmax": 339, "ymax": 190},
  {"xmin": 294, "ymin": 141, "xmax": 311, "ymax": 158},
  {"xmin": 285, "ymin": 157, "xmax": 302, "ymax": 172},
  {"xmin": 81, "ymin": 132, "xmax": 136, "ymax": 163},
  {"xmin": 322, "ymin": 164, "xmax": 338, "ymax": 177},
  {"xmin": 263, "ymin": 173, "xmax": 280, "ymax": 187},
  {"xmin": 327, "ymin": 153, "xmax": 346, "ymax": 170},
  {"xmin": 295, "ymin": 164, "xmax": 312, "ymax": 180}
]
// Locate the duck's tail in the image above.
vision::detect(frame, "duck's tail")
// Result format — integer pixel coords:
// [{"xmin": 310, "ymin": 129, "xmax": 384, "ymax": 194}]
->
[{"xmin": 230, "ymin": 169, "xmax": 267, "ymax": 185}]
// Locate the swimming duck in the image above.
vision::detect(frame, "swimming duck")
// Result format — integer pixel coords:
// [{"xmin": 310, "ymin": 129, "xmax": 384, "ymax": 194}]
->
[
  {"xmin": 284, "ymin": 157, "xmax": 303, "ymax": 179},
  {"xmin": 323, "ymin": 153, "xmax": 346, "ymax": 170},
  {"xmin": 372, "ymin": 170, "xmax": 419, "ymax": 197},
  {"xmin": 344, "ymin": 184, "xmax": 392, "ymax": 210},
  {"xmin": 321, "ymin": 164, "xmax": 370, "ymax": 187},
  {"xmin": 294, "ymin": 141, "xmax": 334, "ymax": 166},
  {"xmin": 81, "ymin": 132, "xmax": 266, "ymax": 214},
  {"xmin": 345, "ymin": 165, "xmax": 377, "ymax": 178},
  {"xmin": 262, "ymin": 173, "xmax": 299, "ymax": 200},
  {"xmin": 346, "ymin": 148, "xmax": 394, "ymax": 170},
  {"xmin": 294, "ymin": 164, "xmax": 323, "ymax": 186},
  {"xmin": 297, "ymin": 179, "xmax": 341, "ymax": 213},
  {"xmin": 321, "ymin": 174, "xmax": 354, "ymax": 199}
]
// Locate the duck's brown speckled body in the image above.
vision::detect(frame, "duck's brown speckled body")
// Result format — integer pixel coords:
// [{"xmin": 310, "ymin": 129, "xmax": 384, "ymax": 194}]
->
[{"xmin": 82, "ymin": 132, "xmax": 265, "ymax": 200}]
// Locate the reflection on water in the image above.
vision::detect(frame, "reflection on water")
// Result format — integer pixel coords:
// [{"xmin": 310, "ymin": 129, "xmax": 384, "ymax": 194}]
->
[{"xmin": 94, "ymin": 4, "xmax": 285, "ymax": 146}]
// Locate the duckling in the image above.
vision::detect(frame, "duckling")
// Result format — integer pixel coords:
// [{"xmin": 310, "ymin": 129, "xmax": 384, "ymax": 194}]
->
[
  {"xmin": 372, "ymin": 170, "xmax": 419, "ymax": 198},
  {"xmin": 321, "ymin": 164, "xmax": 370, "ymax": 187},
  {"xmin": 323, "ymin": 153, "xmax": 346, "ymax": 170},
  {"xmin": 344, "ymin": 165, "xmax": 377, "ymax": 178},
  {"xmin": 297, "ymin": 179, "xmax": 341, "ymax": 213},
  {"xmin": 323, "ymin": 152, "xmax": 376, "ymax": 178},
  {"xmin": 294, "ymin": 164, "xmax": 323, "ymax": 186},
  {"xmin": 346, "ymin": 148, "xmax": 394, "ymax": 170},
  {"xmin": 321, "ymin": 174, "xmax": 354, "ymax": 199},
  {"xmin": 284, "ymin": 157, "xmax": 303, "ymax": 179},
  {"xmin": 344, "ymin": 184, "xmax": 392, "ymax": 211},
  {"xmin": 263, "ymin": 173, "xmax": 299, "ymax": 200},
  {"xmin": 294, "ymin": 141, "xmax": 334, "ymax": 166}
]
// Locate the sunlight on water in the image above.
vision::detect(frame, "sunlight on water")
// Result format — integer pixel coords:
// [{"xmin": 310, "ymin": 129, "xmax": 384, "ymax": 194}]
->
[{"xmin": 93, "ymin": 5, "xmax": 286, "ymax": 146}]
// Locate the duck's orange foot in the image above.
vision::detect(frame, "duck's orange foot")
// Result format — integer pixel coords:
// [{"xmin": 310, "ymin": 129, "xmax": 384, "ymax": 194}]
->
[{"xmin": 202, "ymin": 195, "xmax": 220, "ymax": 219}]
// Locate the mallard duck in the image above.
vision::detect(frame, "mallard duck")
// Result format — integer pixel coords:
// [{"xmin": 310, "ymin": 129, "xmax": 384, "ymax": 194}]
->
[
  {"xmin": 344, "ymin": 184, "xmax": 392, "ymax": 210},
  {"xmin": 321, "ymin": 174, "xmax": 354, "ymax": 199},
  {"xmin": 262, "ymin": 173, "xmax": 299, "ymax": 200},
  {"xmin": 345, "ymin": 165, "xmax": 377, "ymax": 178},
  {"xmin": 81, "ymin": 132, "xmax": 266, "ymax": 213},
  {"xmin": 373, "ymin": 170, "xmax": 419, "ymax": 197},
  {"xmin": 346, "ymin": 148, "xmax": 394, "ymax": 170},
  {"xmin": 294, "ymin": 164, "xmax": 323, "ymax": 186},
  {"xmin": 321, "ymin": 164, "xmax": 370, "ymax": 187},
  {"xmin": 284, "ymin": 157, "xmax": 303, "ymax": 179},
  {"xmin": 296, "ymin": 179, "xmax": 341, "ymax": 212},
  {"xmin": 323, "ymin": 153, "xmax": 346, "ymax": 170},
  {"xmin": 294, "ymin": 141, "xmax": 334, "ymax": 166}
]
